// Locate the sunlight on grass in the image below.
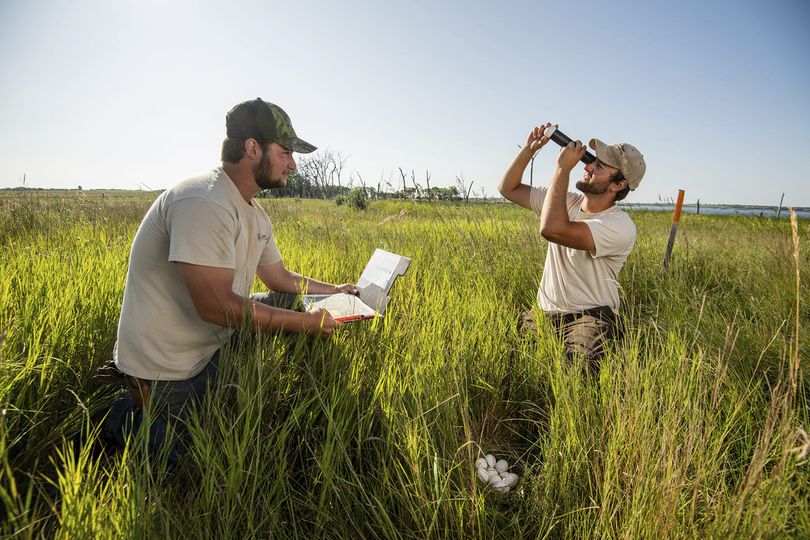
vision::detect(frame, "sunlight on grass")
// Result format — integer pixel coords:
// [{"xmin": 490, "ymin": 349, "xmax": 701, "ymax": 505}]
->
[{"xmin": 0, "ymin": 192, "xmax": 807, "ymax": 537}]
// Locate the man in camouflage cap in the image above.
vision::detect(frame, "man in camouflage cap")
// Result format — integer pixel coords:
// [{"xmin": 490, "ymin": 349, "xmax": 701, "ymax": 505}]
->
[
  {"xmin": 100, "ymin": 98, "xmax": 357, "ymax": 462},
  {"xmin": 498, "ymin": 122, "xmax": 646, "ymax": 375}
]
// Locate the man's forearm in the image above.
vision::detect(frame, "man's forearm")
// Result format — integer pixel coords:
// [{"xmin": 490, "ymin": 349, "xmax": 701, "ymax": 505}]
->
[
  {"xmin": 270, "ymin": 269, "xmax": 337, "ymax": 295},
  {"xmin": 249, "ymin": 300, "xmax": 316, "ymax": 332},
  {"xmin": 299, "ymin": 276, "xmax": 339, "ymax": 294},
  {"xmin": 196, "ymin": 292, "xmax": 314, "ymax": 332},
  {"xmin": 498, "ymin": 147, "xmax": 535, "ymax": 195},
  {"xmin": 540, "ymin": 167, "xmax": 573, "ymax": 234}
]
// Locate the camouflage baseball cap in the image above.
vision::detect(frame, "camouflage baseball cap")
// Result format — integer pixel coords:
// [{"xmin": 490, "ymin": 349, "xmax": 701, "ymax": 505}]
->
[
  {"xmin": 226, "ymin": 98, "xmax": 317, "ymax": 154},
  {"xmin": 588, "ymin": 139, "xmax": 646, "ymax": 190}
]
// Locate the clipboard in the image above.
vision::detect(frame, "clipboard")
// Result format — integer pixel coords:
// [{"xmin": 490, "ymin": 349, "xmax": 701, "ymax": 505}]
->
[{"xmin": 301, "ymin": 249, "xmax": 411, "ymax": 322}]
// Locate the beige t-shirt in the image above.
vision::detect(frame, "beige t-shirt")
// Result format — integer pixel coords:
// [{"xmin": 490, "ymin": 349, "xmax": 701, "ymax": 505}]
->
[
  {"xmin": 530, "ymin": 186, "xmax": 636, "ymax": 314},
  {"xmin": 114, "ymin": 168, "xmax": 282, "ymax": 380}
]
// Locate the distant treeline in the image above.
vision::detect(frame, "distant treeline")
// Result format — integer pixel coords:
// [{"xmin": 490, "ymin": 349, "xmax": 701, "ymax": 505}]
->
[
  {"xmin": 261, "ymin": 149, "xmax": 479, "ymax": 202},
  {"xmin": 264, "ymin": 178, "xmax": 464, "ymax": 201}
]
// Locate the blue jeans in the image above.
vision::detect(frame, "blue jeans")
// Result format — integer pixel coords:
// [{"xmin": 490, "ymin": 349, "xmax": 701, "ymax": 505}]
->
[
  {"xmin": 101, "ymin": 292, "xmax": 301, "ymax": 464},
  {"xmin": 101, "ymin": 350, "xmax": 221, "ymax": 465}
]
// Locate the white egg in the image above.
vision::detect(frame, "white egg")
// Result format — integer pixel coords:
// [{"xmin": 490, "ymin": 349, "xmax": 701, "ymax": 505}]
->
[
  {"xmin": 485, "ymin": 454, "xmax": 496, "ymax": 468},
  {"xmin": 488, "ymin": 471, "xmax": 502, "ymax": 483},
  {"xmin": 501, "ymin": 472, "xmax": 519, "ymax": 487},
  {"xmin": 491, "ymin": 479, "xmax": 509, "ymax": 492},
  {"xmin": 475, "ymin": 457, "xmax": 487, "ymax": 469},
  {"xmin": 477, "ymin": 468, "xmax": 490, "ymax": 483},
  {"xmin": 495, "ymin": 460, "xmax": 509, "ymax": 473}
]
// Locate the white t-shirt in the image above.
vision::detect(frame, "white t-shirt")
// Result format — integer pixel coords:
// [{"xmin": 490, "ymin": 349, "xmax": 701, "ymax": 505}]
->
[
  {"xmin": 530, "ymin": 186, "xmax": 636, "ymax": 314},
  {"xmin": 114, "ymin": 168, "xmax": 282, "ymax": 380}
]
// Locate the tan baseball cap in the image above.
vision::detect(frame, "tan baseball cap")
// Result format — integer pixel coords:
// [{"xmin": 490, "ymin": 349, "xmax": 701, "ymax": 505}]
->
[{"xmin": 588, "ymin": 139, "xmax": 646, "ymax": 190}]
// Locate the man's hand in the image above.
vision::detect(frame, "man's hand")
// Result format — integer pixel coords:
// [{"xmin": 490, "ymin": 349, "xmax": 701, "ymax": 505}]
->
[
  {"xmin": 333, "ymin": 283, "xmax": 359, "ymax": 295},
  {"xmin": 499, "ymin": 121, "xmax": 556, "ymax": 210},
  {"xmin": 526, "ymin": 123, "xmax": 554, "ymax": 153},
  {"xmin": 557, "ymin": 140, "xmax": 587, "ymax": 172},
  {"xmin": 306, "ymin": 308, "xmax": 341, "ymax": 336}
]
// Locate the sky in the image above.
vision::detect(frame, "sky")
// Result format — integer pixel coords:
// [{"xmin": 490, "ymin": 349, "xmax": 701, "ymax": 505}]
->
[{"xmin": 1, "ymin": 0, "xmax": 809, "ymax": 206}]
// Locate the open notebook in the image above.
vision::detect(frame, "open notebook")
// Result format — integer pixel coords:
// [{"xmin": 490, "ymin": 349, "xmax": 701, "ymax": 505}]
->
[{"xmin": 301, "ymin": 249, "xmax": 411, "ymax": 322}]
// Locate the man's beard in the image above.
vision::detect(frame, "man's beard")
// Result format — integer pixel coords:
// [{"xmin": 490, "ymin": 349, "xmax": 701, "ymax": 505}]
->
[
  {"xmin": 254, "ymin": 150, "xmax": 286, "ymax": 190},
  {"xmin": 575, "ymin": 179, "xmax": 610, "ymax": 195}
]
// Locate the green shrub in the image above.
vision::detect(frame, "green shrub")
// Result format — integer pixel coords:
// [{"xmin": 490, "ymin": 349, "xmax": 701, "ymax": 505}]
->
[{"xmin": 345, "ymin": 188, "xmax": 368, "ymax": 210}]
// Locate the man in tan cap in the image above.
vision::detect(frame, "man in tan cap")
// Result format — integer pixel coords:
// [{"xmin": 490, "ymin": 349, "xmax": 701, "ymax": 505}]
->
[
  {"xmin": 498, "ymin": 122, "xmax": 646, "ymax": 374},
  {"xmin": 99, "ymin": 98, "xmax": 357, "ymax": 462}
]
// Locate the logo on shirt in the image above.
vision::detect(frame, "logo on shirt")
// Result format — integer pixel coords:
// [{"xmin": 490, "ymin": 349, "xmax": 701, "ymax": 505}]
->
[{"xmin": 257, "ymin": 233, "xmax": 270, "ymax": 241}]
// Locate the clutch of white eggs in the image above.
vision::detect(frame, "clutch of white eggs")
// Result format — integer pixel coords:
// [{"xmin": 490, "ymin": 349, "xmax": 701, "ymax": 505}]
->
[{"xmin": 475, "ymin": 454, "xmax": 518, "ymax": 493}]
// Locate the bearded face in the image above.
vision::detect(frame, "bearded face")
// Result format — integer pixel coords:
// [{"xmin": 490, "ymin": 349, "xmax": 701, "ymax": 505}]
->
[
  {"xmin": 253, "ymin": 145, "xmax": 286, "ymax": 190},
  {"xmin": 248, "ymin": 141, "xmax": 298, "ymax": 191},
  {"xmin": 576, "ymin": 163, "xmax": 623, "ymax": 196},
  {"xmin": 575, "ymin": 179, "xmax": 611, "ymax": 195}
]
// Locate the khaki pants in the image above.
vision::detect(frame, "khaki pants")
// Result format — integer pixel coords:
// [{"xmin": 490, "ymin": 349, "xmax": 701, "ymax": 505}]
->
[{"xmin": 521, "ymin": 306, "xmax": 620, "ymax": 375}]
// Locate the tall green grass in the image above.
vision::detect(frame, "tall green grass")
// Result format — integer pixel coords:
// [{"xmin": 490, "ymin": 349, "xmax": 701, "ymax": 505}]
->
[{"xmin": 0, "ymin": 192, "xmax": 807, "ymax": 538}]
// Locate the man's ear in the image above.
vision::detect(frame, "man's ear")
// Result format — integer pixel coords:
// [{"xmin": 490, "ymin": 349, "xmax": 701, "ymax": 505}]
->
[
  {"xmin": 611, "ymin": 179, "xmax": 628, "ymax": 193},
  {"xmin": 244, "ymin": 138, "xmax": 262, "ymax": 159}
]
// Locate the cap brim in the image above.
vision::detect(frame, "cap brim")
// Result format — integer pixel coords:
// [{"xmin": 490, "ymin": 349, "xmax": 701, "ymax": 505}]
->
[
  {"xmin": 588, "ymin": 138, "xmax": 620, "ymax": 170},
  {"xmin": 589, "ymin": 138, "xmax": 643, "ymax": 190},
  {"xmin": 289, "ymin": 138, "xmax": 317, "ymax": 154}
]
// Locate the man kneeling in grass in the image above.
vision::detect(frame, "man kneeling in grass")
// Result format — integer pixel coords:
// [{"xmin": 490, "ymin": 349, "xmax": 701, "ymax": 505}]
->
[
  {"xmin": 498, "ymin": 123, "xmax": 646, "ymax": 374},
  {"xmin": 98, "ymin": 98, "xmax": 357, "ymax": 463}
]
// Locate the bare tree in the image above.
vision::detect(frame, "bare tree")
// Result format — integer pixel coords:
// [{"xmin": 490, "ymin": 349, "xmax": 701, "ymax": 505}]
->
[
  {"xmin": 297, "ymin": 154, "xmax": 325, "ymax": 197},
  {"xmin": 355, "ymin": 172, "xmax": 368, "ymax": 197},
  {"xmin": 297, "ymin": 149, "xmax": 347, "ymax": 198},
  {"xmin": 410, "ymin": 169, "xmax": 423, "ymax": 200},
  {"xmin": 424, "ymin": 169, "xmax": 432, "ymax": 201},
  {"xmin": 327, "ymin": 151, "xmax": 346, "ymax": 189},
  {"xmin": 398, "ymin": 167, "xmax": 408, "ymax": 197},
  {"xmin": 455, "ymin": 173, "xmax": 474, "ymax": 203},
  {"xmin": 380, "ymin": 170, "xmax": 395, "ymax": 199}
]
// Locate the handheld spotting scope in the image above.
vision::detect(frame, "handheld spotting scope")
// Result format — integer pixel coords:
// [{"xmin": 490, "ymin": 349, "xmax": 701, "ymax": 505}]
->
[{"xmin": 543, "ymin": 126, "xmax": 596, "ymax": 165}]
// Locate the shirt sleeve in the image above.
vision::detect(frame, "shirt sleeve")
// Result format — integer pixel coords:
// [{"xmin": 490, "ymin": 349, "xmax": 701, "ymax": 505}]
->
[
  {"xmin": 252, "ymin": 202, "xmax": 282, "ymax": 267},
  {"xmin": 257, "ymin": 227, "xmax": 282, "ymax": 267},
  {"xmin": 529, "ymin": 186, "xmax": 548, "ymax": 215},
  {"xmin": 530, "ymin": 186, "xmax": 585, "ymax": 218},
  {"xmin": 166, "ymin": 198, "xmax": 237, "ymax": 268},
  {"xmin": 584, "ymin": 212, "xmax": 636, "ymax": 258}
]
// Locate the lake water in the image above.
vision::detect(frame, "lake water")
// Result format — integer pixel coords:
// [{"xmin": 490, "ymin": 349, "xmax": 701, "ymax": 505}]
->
[{"xmin": 621, "ymin": 203, "xmax": 810, "ymax": 220}]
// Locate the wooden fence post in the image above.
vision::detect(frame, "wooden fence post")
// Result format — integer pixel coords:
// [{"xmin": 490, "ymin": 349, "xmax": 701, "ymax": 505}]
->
[{"xmin": 663, "ymin": 189, "xmax": 686, "ymax": 270}]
